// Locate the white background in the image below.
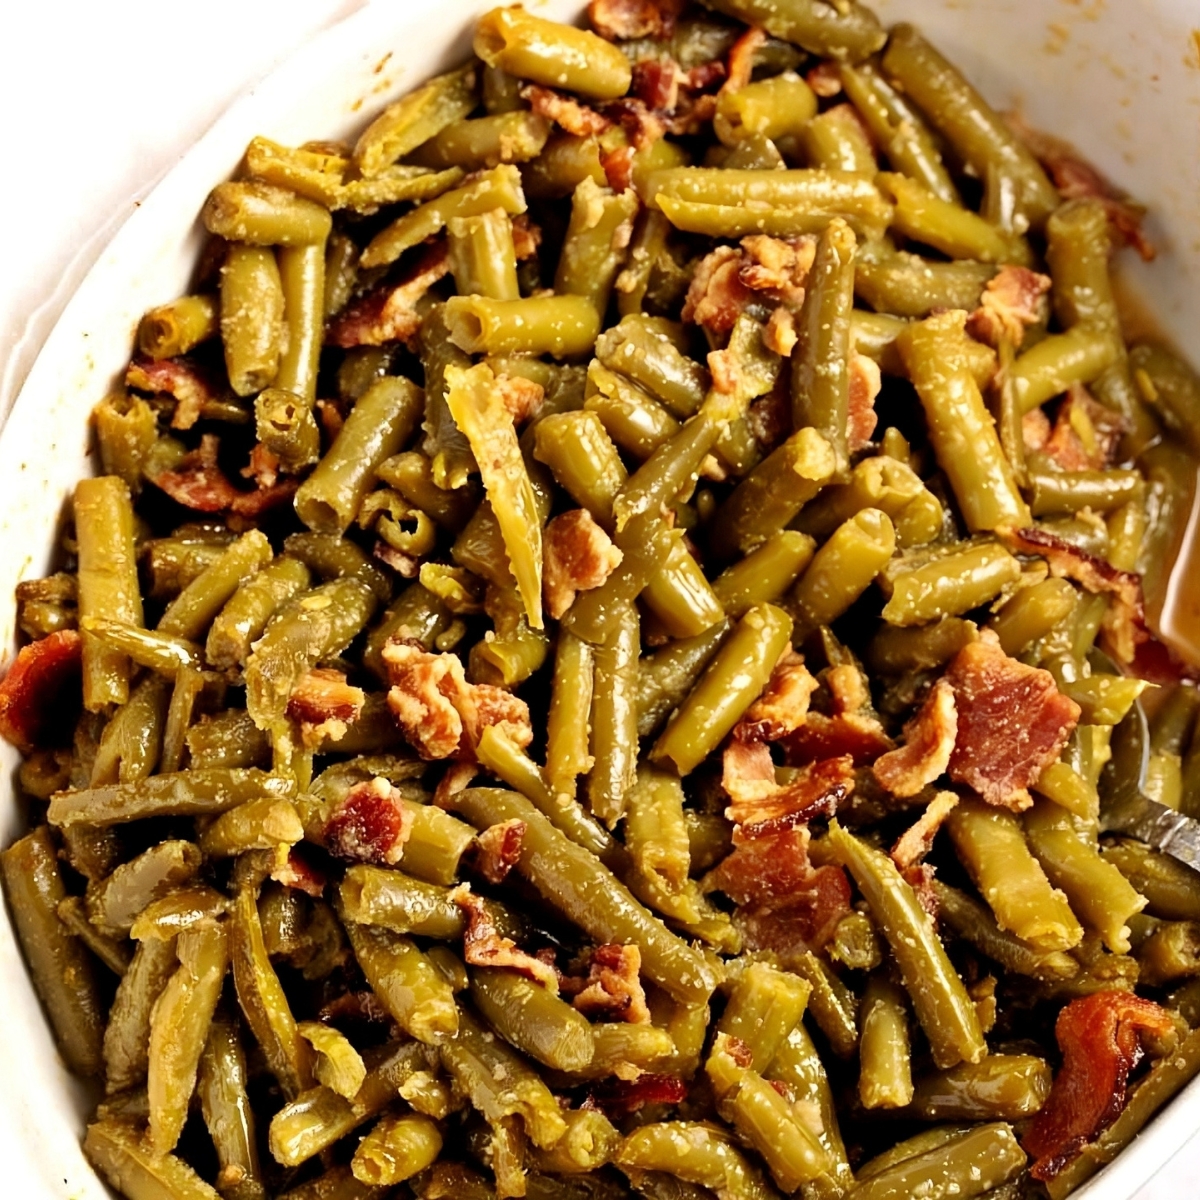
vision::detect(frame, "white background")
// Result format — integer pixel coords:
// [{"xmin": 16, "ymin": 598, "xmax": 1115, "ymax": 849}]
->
[{"xmin": 0, "ymin": 2, "xmax": 1193, "ymax": 1197}]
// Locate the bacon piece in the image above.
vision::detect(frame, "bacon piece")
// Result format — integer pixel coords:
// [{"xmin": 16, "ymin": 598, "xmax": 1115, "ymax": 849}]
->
[
  {"xmin": 324, "ymin": 777, "xmax": 414, "ymax": 866},
  {"xmin": 586, "ymin": 1073, "xmax": 687, "ymax": 1118},
  {"xmin": 873, "ymin": 679, "xmax": 958, "ymax": 798},
  {"xmin": 806, "ymin": 61, "xmax": 844, "ymax": 98},
  {"xmin": 543, "ymin": 509, "xmax": 624, "ymax": 621},
  {"xmin": 602, "ymin": 97, "xmax": 668, "ymax": 152},
  {"xmin": 902, "ymin": 861, "xmax": 940, "ymax": 920},
  {"xmin": 573, "ymin": 944, "xmax": 651, "ymax": 1024},
  {"xmin": 243, "ymin": 442, "xmax": 280, "ymax": 490},
  {"xmin": 228, "ymin": 478, "xmax": 299, "ymax": 523},
  {"xmin": 735, "ymin": 650, "xmax": 817, "ymax": 742},
  {"xmin": 943, "ymin": 631, "xmax": 1080, "ymax": 810},
  {"xmin": 475, "ymin": 819, "xmax": 526, "ymax": 885},
  {"xmin": 601, "ymin": 143, "xmax": 636, "ymax": 194},
  {"xmin": 151, "ymin": 433, "xmax": 241, "ymax": 511},
  {"xmin": 683, "ymin": 246, "xmax": 754, "ymax": 334},
  {"xmin": 739, "ymin": 234, "xmax": 815, "ymax": 306},
  {"xmin": 522, "ymin": 85, "xmax": 612, "ymax": 137},
  {"xmin": 1041, "ymin": 384, "xmax": 1129, "ymax": 472},
  {"xmin": 748, "ymin": 384, "xmax": 790, "ymax": 451},
  {"xmin": 0, "ymin": 629, "xmax": 82, "ymax": 752},
  {"xmin": 287, "ymin": 667, "xmax": 366, "ymax": 750},
  {"xmin": 1023, "ymin": 407, "xmax": 1052, "ymax": 453},
  {"xmin": 472, "ymin": 684, "xmax": 534, "ymax": 751},
  {"xmin": 891, "ymin": 790, "xmax": 959, "ymax": 873},
  {"xmin": 722, "ymin": 26, "xmax": 766, "ymax": 93},
  {"xmin": 847, "ymin": 351, "xmax": 881, "ymax": 452},
  {"xmin": 325, "ymin": 242, "xmax": 450, "ymax": 349},
  {"xmin": 434, "ymin": 761, "xmax": 477, "ymax": 807},
  {"xmin": 630, "ymin": 57, "xmax": 682, "ymax": 112},
  {"xmin": 126, "ymin": 356, "xmax": 217, "ymax": 430},
  {"xmin": 495, "ymin": 373, "xmax": 544, "ymax": 425},
  {"xmin": 1024, "ymin": 991, "xmax": 1175, "ymax": 1180},
  {"xmin": 270, "ymin": 849, "xmax": 328, "ymax": 898},
  {"xmin": 707, "ymin": 826, "xmax": 814, "ymax": 907},
  {"xmin": 763, "ymin": 307, "xmax": 797, "ymax": 357},
  {"xmin": 997, "ymin": 526, "xmax": 1145, "ymax": 665},
  {"xmin": 1128, "ymin": 632, "xmax": 1200, "ymax": 686},
  {"xmin": 587, "ymin": 0, "xmax": 683, "ymax": 40},
  {"xmin": 453, "ymin": 886, "xmax": 560, "ymax": 991},
  {"xmin": 784, "ymin": 708, "xmax": 893, "ymax": 766},
  {"xmin": 965, "ymin": 266, "xmax": 1051, "ymax": 350},
  {"xmin": 723, "ymin": 747, "xmax": 854, "ymax": 834},
  {"xmin": 317, "ymin": 399, "xmax": 346, "ymax": 442},
  {"xmin": 511, "ymin": 214, "xmax": 542, "ymax": 261},
  {"xmin": 374, "ymin": 542, "xmax": 420, "ymax": 578}
]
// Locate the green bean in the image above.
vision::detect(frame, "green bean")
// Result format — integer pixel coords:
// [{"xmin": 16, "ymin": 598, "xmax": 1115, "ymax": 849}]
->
[
  {"xmin": 555, "ymin": 178, "xmax": 641, "ymax": 314},
  {"xmin": 709, "ymin": 427, "xmax": 836, "ymax": 559},
  {"xmin": 908, "ymin": 1055, "xmax": 1052, "ymax": 1121},
  {"xmin": 340, "ymin": 866, "xmax": 469, "ymax": 940},
  {"xmin": 86, "ymin": 1117, "xmax": 223, "ymax": 1200},
  {"xmin": 701, "ymin": 0, "xmax": 883, "ymax": 58},
  {"xmin": 145, "ymin": 534, "xmax": 235, "ymax": 601},
  {"xmin": 322, "ymin": 230, "xmax": 359, "ymax": 319},
  {"xmin": 546, "ymin": 628, "xmax": 595, "ymax": 799},
  {"xmin": 897, "ymin": 312, "xmax": 1029, "ymax": 531},
  {"xmin": 94, "ymin": 393, "xmax": 157, "ymax": 490},
  {"xmin": 1028, "ymin": 464, "xmax": 1143, "ymax": 517},
  {"xmin": 522, "ymin": 131, "xmax": 607, "ymax": 200},
  {"xmin": 75, "ymin": 476, "xmax": 143, "ymax": 711},
  {"xmin": 276, "ymin": 239, "xmax": 326, "ymax": 404},
  {"xmin": 1010, "ymin": 325, "xmax": 1124, "ymax": 414},
  {"xmin": 636, "ymin": 620, "xmax": 730, "ymax": 740},
  {"xmin": 416, "ymin": 111, "xmax": 551, "ymax": 176},
  {"xmin": 1045, "ymin": 198, "xmax": 1120, "ymax": 330},
  {"xmin": 653, "ymin": 603, "xmax": 792, "ymax": 776},
  {"xmin": 865, "ymin": 617, "xmax": 978, "ymax": 675},
  {"xmin": 1101, "ymin": 839, "xmax": 1200, "ymax": 921},
  {"xmin": 530, "ymin": 1108, "xmax": 619, "ymax": 1176},
  {"xmin": 158, "ymin": 530, "xmax": 273, "ymax": 642},
  {"xmin": 1139, "ymin": 439, "xmax": 1197, "ymax": 619},
  {"xmin": 474, "ymin": 7, "xmax": 632, "ymax": 99},
  {"xmin": 880, "ymin": 540, "xmax": 1020, "ymax": 627},
  {"xmin": 855, "ymin": 243, "xmax": 996, "ymax": 318},
  {"xmin": 448, "ymin": 789, "xmax": 715, "ymax": 1004},
  {"xmin": 207, "ymin": 557, "xmax": 311, "ymax": 671},
  {"xmin": 90, "ymin": 674, "xmax": 170, "ymax": 786},
  {"xmin": 624, "ymin": 764, "xmax": 706, "ymax": 924},
  {"xmin": 587, "ymin": 600, "xmax": 641, "ymax": 827},
  {"xmin": 447, "ymin": 208, "xmax": 520, "ymax": 301},
  {"xmin": 352, "ymin": 1113, "xmax": 443, "ymax": 1186},
  {"xmin": 199, "ymin": 797, "xmax": 304, "ymax": 858},
  {"xmin": 1133, "ymin": 919, "xmax": 1200, "ymax": 987},
  {"xmin": 55, "ymin": 895, "xmax": 131, "ymax": 976},
  {"xmin": 445, "ymin": 293, "xmax": 600, "ymax": 359},
  {"xmin": 616, "ymin": 1122, "xmax": 777, "ymax": 1200},
  {"xmin": 585, "ymin": 363, "xmax": 682, "ymax": 459},
  {"xmin": 788, "ymin": 509, "xmax": 896, "ymax": 638},
  {"xmin": 716, "ymin": 961, "xmax": 809, "ymax": 1074},
  {"xmin": 219, "ymin": 244, "xmax": 284, "ymax": 396},
  {"xmin": 363, "ymin": 584, "xmax": 450, "ymax": 680},
  {"xmin": 198, "ymin": 1010, "xmax": 264, "ymax": 1200},
  {"xmin": 103, "ymin": 936, "xmax": 180, "ymax": 1093},
  {"xmin": 780, "ymin": 951, "xmax": 854, "ymax": 1062},
  {"xmin": 378, "ymin": 452, "xmax": 479, "ymax": 533},
  {"xmin": 279, "ymin": 1166, "xmax": 388, "ymax": 1200},
  {"xmin": 533, "ymin": 411, "xmax": 627, "ymax": 526},
  {"xmin": 362, "ymin": 165, "xmax": 527, "ymax": 269},
  {"xmin": 148, "ymin": 922, "xmax": 229, "ymax": 1156},
  {"xmin": 80, "ymin": 617, "xmax": 200, "ymax": 678},
  {"xmin": 1057, "ymin": 674, "xmax": 1148, "ymax": 726},
  {"xmin": 594, "ymin": 315, "xmax": 709, "ymax": 420},
  {"xmin": 1031, "ymin": 759, "xmax": 1097, "ymax": 825},
  {"xmin": 794, "ymin": 454, "xmax": 926, "ymax": 542},
  {"xmin": 1131, "ymin": 341, "xmax": 1200, "ymax": 457},
  {"xmin": 254, "ymin": 387, "xmax": 319, "ymax": 474},
  {"xmin": 471, "ymin": 967, "xmax": 595, "ymax": 1072},
  {"xmin": 87, "ymin": 840, "xmax": 202, "ymax": 936},
  {"xmin": 799, "ymin": 102, "xmax": 876, "ymax": 173},
  {"xmin": 715, "ymin": 71, "xmax": 817, "ymax": 145},
  {"xmin": 827, "ymin": 820, "xmax": 985, "ymax": 1069},
  {"xmin": 858, "ymin": 975, "xmax": 913, "ymax": 1109},
  {"xmin": 1, "ymin": 828, "xmax": 105, "ymax": 1077},
  {"xmin": 987, "ymin": 577, "xmax": 1077, "ymax": 656},
  {"xmin": 203, "ymin": 181, "xmax": 332, "ymax": 245},
  {"xmin": 138, "ymin": 293, "xmax": 219, "ymax": 358},
  {"xmin": 852, "ymin": 1122, "xmax": 1026, "ymax": 1200}
]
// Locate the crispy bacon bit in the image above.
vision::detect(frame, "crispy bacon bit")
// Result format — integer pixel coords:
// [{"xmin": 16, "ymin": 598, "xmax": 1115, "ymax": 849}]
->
[
  {"xmin": 494, "ymin": 374, "xmax": 544, "ymax": 425},
  {"xmin": 510, "ymin": 214, "xmax": 541, "ymax": 261},
  {"xmin": 326, "ymin": 242, "xmax": 450, "ymax": 348},
  {"xmin": 270, "ymin": 849, "xmax": 327, "ymax": 897},
  {"xmin": 453, "ymin": 886, "xmax": 560, "ymax": 991},
  {"xmin": 1041, "ymin": 383, "xmax": 1130, "ymax": 472},
  {"xmin": 1128, "ymin": 632, "xmax": 1200, "ymax": 686},
  {"xmin": 1023, "ymin": 407, "xmax": 1052, "ymax": 453},
  {"xmin": 383, "ymin": 640, "xmax": 533, "ymax": 759},
  {"xmin": 847, "ymin": 351, "xmax": 881, "ymax": 452},
  {"xmin": 0, "ymin": 629, "xmax": 82, "ymax": 752},
  {"xmin": 475, "ymin": 819, "xmax": 526, "ymax": 885},
  {"xmin": 374, "ymin": 542, "xmax": 421, "ymax": 577},
  {"xmin": 724, "ymin": 747, "xmax": 854, "ymax": 834},
  {"xmin": 706, "ymin": 826, "xmax": 852, "ymax": 954},
  {"xmin": 229, "ymin": 478, "xmax": 298, "ymax": 523},
  {"xmin": 736, "ymin": 651, "xmax": 818, "ymax": 742},
  {"xmin": 287, "ymin": 667, "xmax": 366, "ymax": 750},
  {"xmin": 324, "ymin": 777, "xmax": 413, "ymax": 866},
  {"xmin": 243, "ymin": 442, "xmax": 280, "ymax": 490},
  {"xmin": 543, "ymin": 509, "xmax": 624, "ymax": 621},
  {"xmin": 683, "ymin": 236, "xmax": 814, "ymax": 337},
  {"xmin": 748, "ymin": 385, "xmax": 789, "ymax": 451},
  {"xmin": 573, "ymin": 944, "xmax": 651, "ymax": 1024},
  {"xmin": 522, "ymin": 85, "xmax": 611, "ymax": 137},
  {"xmin": 997, "ymin": 526, "xmax": 1146, "ymax": 665},
  {"xmin": 630, "ymin": 57, "xmax": 682, "ymax": 112},
  {"xmin": 944, "ymin": 631, "xmax": 1080, "ymax": 810},
  {"xmin": 126, "ymin": 356, "xmax": 216, "ymax": 430},
  {"xmin": 1024, "ymin": 991, "xmax": 1176, "ymax": 1180},
  {"xmin": 784, "ymin": 663, "xmax": 893, "ymax": 767},
  {"xmin": 806, "ymin": 60, "xmax": 844, "ymax": 98},
  {"xmin": 902, "ymin": 861, "xmax": 940, "ymax": 919},
  {"xmin": 739, "ymin": 234, "xmax": 815, "ymax": 305},
  {"xmin": 151, "ymin": 433, "xmax": 240, "ymax": 511},
  {"xmin": 602, "ymin": 97, "xmax": 668, "ymax": 152},
  {"xmin": 965, "ymin": 265, "xmax": 1051, "ymax": 349},
  {"xmin": 434, "ymin": 761, "xmax": 476, "ymax": 808},
  {"xmin": 587, "ymin": 0, "xmax": 683, "ymax": 39},
  {"xmin": 763, "ymin": 307, "xmax": 797, "ymax": 357},
  {"xmin": 891, "ymin": 790, "xmax": 959, "ymax": 873},
  {"xmin": 873, "ymin": 679, "xmax": 958, "ymax": 798},
  {"xmin": 722, "ymin": 26, "xmax": 766, "ymax": 93},
  {"xmin": 1008, "ymin": 115, "xmax": 1155, "ymax": 261},
  {"xmin": 683, "ymin": 246, "xmax": 754, "ymax": 334},
  {"xmin": 317, "ymin": 399, "xmax": 345, "ymax": 442},
  {"xmin": 586, "ymin": 1073, "xmax": 687, "ymax": 1118},
  {"xmin": 601, "ymin": 143, "xmax": 636, "ymax": 193}
]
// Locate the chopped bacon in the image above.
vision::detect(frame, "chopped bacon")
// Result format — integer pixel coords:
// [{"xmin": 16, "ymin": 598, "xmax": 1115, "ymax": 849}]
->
[
  {"xmin": 847, "ymin": 351, "xmax": 881, "ymax": 452},
  {"xmin": 1024, "ymin": 991, "xmax": 1176, "ymax": 1180},
  {"xmin": 543, "ymin": 509, "xmax": 624, "ymax": 620},
  {"xmin": 630, "ymin": 57, "xmax": 682, "ymax": 112},
  {"xmin": 0, "ymin": 629, "xmax": 82, "ymax": 752},
  {"xmin": 601, "ymin": 143, "xmax": 636, "ymax": 193},
  {"xmin": 873, "ymin": 679, "xmax": 958, "ymax": 798},
  {"xmin": 511, "ymin": 214, "xmax": 542, "ymax": 261},
  {"xmin": 683, "ymin": 236, "xmax": 814, "ymax": 337},
  {"xmin": 316, "ymin": 399, "xmax": 346, "ymax": 442},
  {"xmin": 453, "ymin": 886, "xmax": 560, "ymax": 991},
  {"xmin": 943, "ymin": 631, "xmax": 1080, "ymax": 810},
  {"xmin": 707, "ymin": 826, "xmax": 815, "ymax": 907},
  {"xmin": 739, "ymin": 234, "xmax": 815, "ymax": 306},
  {"xmin": 434, "ymin": 761, "xmax": 477, "ymax": 807},
  {"xmin": 784, "ymin": 709, "xmax": 893, "ymax": 767},
  {"xmin": 325, "ymin": 242, "xmax": 450, "ymax": 348},
  {"xmin": 601, "ymin": 97, "xmax": 668, "ymax": 152},
  {"xmin": 965, "ymin": 266, "xmax": 1051, "ymax": 350},
  {"xmin": 382, "ymin": 640, "xmax": 533, "ymax": 760},
  {"xmin": 522, "ymin": 85, "xmax": 611, "ymax": 137},
  {"xmin": 242, "ymin": 442, "xmax": 280, "ymax": 490},
  {"xmin": 735, "ymin": 650, "xmax": 817, "ymax": 742},
  {"xmin": 270, "ymin": 849, "xmax": 327, "ymax": 897},
  {"xmin": 685, "ymin": 61, "xmax": 726, "ymax": 92},
  {"xmin": 494, "ymin": 373, "xmax": 544, "ymax": 426},
  {"xmin": 1040, "ymin": 384, "xmax": 1129, "ymax": 472},
  {"xmin": 151, "ymin": 434, "xmax": 241, "ymax": 511},
  {"xmin": 722, "ymin": 26, "xmax": 766, "ymax": 94},
  {"xmin": 763, "ymin": 307, "xmax": 797, "ymax": 357},
  {"xmin": 891, "ymin": 789, "xmax": 959, "ymax": 872},
  {"xmin": 324, "ymin": 777, "xmax": 413, "ymax": 866},
  {"xmin": 902, "ymin": 861, "xmax": 940, "ymax": 919},
  {"xmin": 587, "ymin": 0, "xmax": 683, "ymax": 40},
  {"xmin": 1127, "ymin": 632, "xmax": 1200, "ymax": 686},
  {"xmin": 287, "ymin": 667, "xmax": 366, "ymax": 750},
  {"xmin": 683, "ymin": 246, "xmax": 754, "ymax": 334},
  {"xmin": 572, "ymin": 944, "xmax": 651, "ymax": 1024},
  {"xmin": 806, "ymin": 61, "xmax": 844, "ymax": 98},
  {"xmin": 1023, "ymin": 407, "xmax": 1052, "ymax": 453},
  {"xmin": 126, "ymin": 356, "xmax": 217, "ymax": 431},
  {"xmin": 228, "ymin": 477, "xmax": 298, "ymax": 523},
  {"xmin": 1008, "ymin": 115, "xmax": 1155, "ymax": 261},
  {"xmin": 374, "ymin": 542, "xmax": 421, "ymax": 577},
  {"xmin": 748, "ymin": 384, "xmax": 790, "ymax": 451},
  {"xmin": 586, "ymin": 1073, "xmax": 687, "ymax": 1118},
  {"xmin": 997, "ymin": 526, "xmax": 1145, "ymax": 665},
  {"xmin": 475, "ymin": 819, "xmax": 526, "ymax": 885},
  {"xmin": 723, "ymin": 746, "xmax": 854, "ymax": 834}
]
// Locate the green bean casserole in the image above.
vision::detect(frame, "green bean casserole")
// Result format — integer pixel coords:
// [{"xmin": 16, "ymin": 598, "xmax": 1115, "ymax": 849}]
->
[{"xmin": 4, "ymin": 2, "xmax": 1200, "ymax": 1198}]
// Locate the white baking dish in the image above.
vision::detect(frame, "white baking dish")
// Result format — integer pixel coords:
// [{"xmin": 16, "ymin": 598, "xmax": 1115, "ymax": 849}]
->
[{"xmin": 1, "ymin": 1, "xmax": 1197, "ymax": 1196}]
